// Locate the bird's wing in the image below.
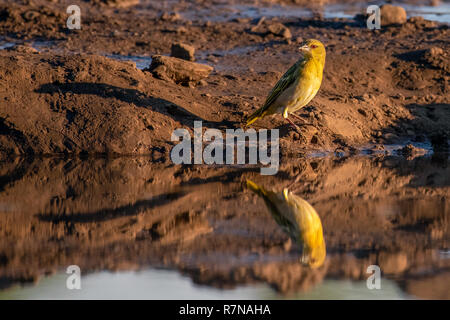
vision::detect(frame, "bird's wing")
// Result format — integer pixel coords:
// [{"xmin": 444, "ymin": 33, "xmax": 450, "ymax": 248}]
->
[
  {"xmin": 287, "ymin": 194, "xmax": 323, "ymax": 241},
  {"xmin": 261, "ymin": 57, "xmax": 307, "ymax": 111}
]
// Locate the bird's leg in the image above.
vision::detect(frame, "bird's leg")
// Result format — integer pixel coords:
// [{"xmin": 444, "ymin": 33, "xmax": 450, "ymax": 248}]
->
[
  {"xmin": 283, "ymin": 108, "xmax": 302, "ymax": 132},
  {"xmin": 285, "ymin": 117, "xmax": 302, "ymax": 133}
]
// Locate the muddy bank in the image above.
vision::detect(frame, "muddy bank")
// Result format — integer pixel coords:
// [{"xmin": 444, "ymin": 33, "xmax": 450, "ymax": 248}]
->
[
  {"xmin": 0, "ymin": 155, "xmax": 448, "ymax": 297},
  {"xmin": 0, "ymin": 38, "xmax": 448, "ymax": 158},
  {"xmin": 0, "ymin": 50, "xmax": 179, "ymax": 157}
]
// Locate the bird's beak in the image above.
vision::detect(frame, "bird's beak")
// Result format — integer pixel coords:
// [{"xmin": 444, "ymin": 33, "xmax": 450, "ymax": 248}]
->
[{"xmin": 299, "ymin": 44, "xmax": 309, "ymax": 52}]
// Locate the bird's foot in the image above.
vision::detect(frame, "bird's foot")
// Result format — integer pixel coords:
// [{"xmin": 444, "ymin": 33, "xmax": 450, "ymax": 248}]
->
[
  {"xmin": 290, "ymin": 113, "xmax": 308, "ymax": 124},
  {"xmin": 289, "ymin": 113, "xmax": 322, "ymax": 132}
]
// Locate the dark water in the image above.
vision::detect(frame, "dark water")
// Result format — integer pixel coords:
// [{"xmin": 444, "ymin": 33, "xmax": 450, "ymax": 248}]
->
[{"xmin": 0, "ymin": 153, "xmax": 448, "ymax": 299}]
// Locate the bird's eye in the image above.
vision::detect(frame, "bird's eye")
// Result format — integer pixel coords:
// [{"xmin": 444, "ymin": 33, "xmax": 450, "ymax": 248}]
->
[{"xmin": 310, "ymin": 45, "xmax": 318, "ymax": 49}]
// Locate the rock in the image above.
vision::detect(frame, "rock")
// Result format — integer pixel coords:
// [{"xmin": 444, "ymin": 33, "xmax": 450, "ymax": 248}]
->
[
  {"xmin": 159, "ymin": 12, "xmax": 181, "ymax": 22},
  {"xmin": 198, "ymin": 80, "xmax": 208, "ymax": 87},
  {"xmin": 170, "ymin": 42, "xmax": 195, "ymax": 61},
  {"xmin": 250, "ymin": 18, "xmax": 291, "ymax": 39},
  {"xmin": 147, "ymin": 55, "xmax": 213, "ymax": 85},
  {"xmin": 380, "ymin": 5, "xmax": 407, "ymax": 26},
  {"xmin": 267, "ymin": 22, "xmax": 292, "ymax": 39}
]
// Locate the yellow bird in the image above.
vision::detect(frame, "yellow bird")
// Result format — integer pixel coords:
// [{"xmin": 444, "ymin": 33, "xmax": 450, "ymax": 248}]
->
[
  {"xmin": 247, "ymin": 180, "xmax": 326, "ymax": 268},
  {"xmin": 245, "ymin": 39, "xmax": 326, "ymax": 130}
]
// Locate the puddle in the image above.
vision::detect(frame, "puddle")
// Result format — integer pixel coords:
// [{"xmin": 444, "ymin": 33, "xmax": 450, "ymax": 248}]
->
[
  {"xmin": 105, "ymin": 54, "xmax": 153, "ymax": 70},
  {"xmin": 402, "ymin": 3, "xmax": 450, "ymax": 23},
  {"xmin": 0, "ymin": 40, "xmax": 61, "ymax": 53},
  {"xmin": 29, "ymin": 40, "xmax": 59, "ymax": 52},
  {"xmin": 181, "ymin": 2, "xmax": 450, "ymax": 23},
  {"xmin": 197, "ymin": 44, "xmax": 263, "ymax": 71},
  {"xmin": 199, "ymin": 45, "xmax": 261, "ymax": 59},
  {"xmin": 440, "ymin": 250, "xmax": 450, "ymax": 259},
  {"xmin": 361, "ymin": 140, "xmax": 434, "ymax": 156},
  {"xmin": 0, "ymin": 155, "xmax": 448, "ymax": 299},
  {"xmin": 0, "ymin": 42, "xmax": 15, "ymax": 50}
]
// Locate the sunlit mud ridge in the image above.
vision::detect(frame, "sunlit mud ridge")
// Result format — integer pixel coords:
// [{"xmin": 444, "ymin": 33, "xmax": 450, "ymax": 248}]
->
[{"xmin": 0, "ymin": 156, "xmax": 448, "ymax": 297}]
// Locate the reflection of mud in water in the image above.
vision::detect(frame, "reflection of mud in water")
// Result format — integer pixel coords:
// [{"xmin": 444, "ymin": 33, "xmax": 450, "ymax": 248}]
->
[{"xmin": 0, "ymin": 155, "xmax": 448, "ymax": 297}]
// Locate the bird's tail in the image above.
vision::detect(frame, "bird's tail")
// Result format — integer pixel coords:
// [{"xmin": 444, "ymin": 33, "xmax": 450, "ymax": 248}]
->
[
  {"xmin": 245, "ymin": 108, "xmax": 265, "ymax": 126},
  {"xmin": 246, "ymin": 179, "xmax": 267, "ymax": 197}
]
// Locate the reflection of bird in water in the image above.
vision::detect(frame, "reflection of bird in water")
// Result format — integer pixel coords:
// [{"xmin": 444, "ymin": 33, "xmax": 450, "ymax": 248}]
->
[{"xmin": 247, "ymin": 180, "xmax": 326, "ymax": 268}]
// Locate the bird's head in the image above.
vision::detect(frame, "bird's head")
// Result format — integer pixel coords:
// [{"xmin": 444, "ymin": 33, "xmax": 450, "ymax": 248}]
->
[{"xmin": 299, "ymin": 39, "xmax": 326, "ymax": 66}]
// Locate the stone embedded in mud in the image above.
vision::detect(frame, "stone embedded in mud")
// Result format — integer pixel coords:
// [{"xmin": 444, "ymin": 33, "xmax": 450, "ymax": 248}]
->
[
  {"xmin": 267, "ymin": 23, "xmax": 292, "ymax": 39},
  {"xmin": 380, "ymin": 5, "xmax": 407, "ymax": 26},
  {"xmin": 147, "ymin": 55, "xmax": 213, "ymax": 85},
  {"xmin": 171, "ymin": 42, "xmax": 195, "ymax": 61},
  {"xmin": 250, "ymin": 19, "xmax": 291, "ymax": 39}
]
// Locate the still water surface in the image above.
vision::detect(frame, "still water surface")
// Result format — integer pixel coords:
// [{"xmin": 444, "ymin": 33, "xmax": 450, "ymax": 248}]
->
[
  {"xmin": 0, "ymin": 154, "xmax": 448, "ymax": 299},
  {"xmin": 0, "ymin": 268, "xmax": 408, "ymax": 300}
]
